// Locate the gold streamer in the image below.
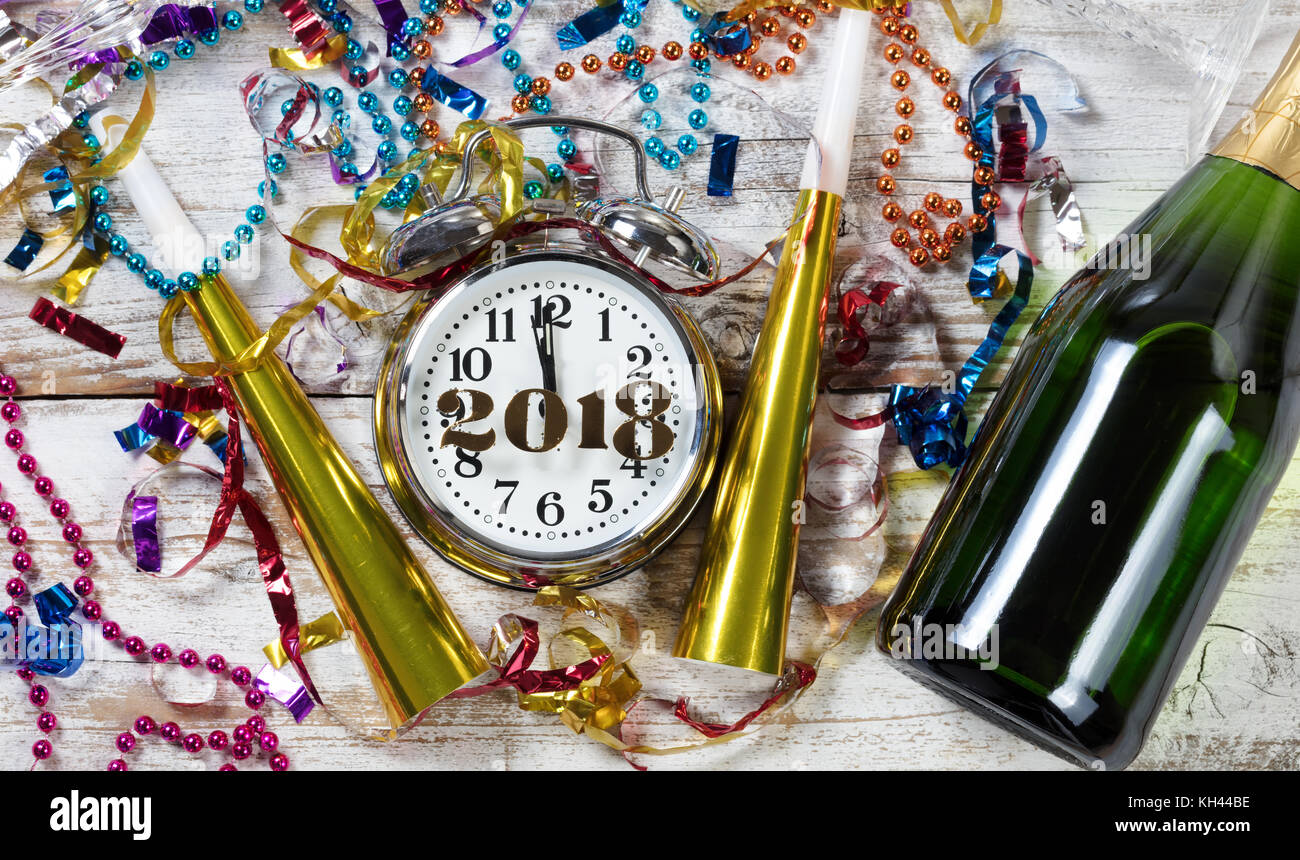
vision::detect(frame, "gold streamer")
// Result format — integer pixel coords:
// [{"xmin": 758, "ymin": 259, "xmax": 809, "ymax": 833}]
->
[
  {"xmin": 269, "ymin": 33, "xmax": 348, "ymax": 71},
  {"xmin": 52, "ymin": 233, "xmax": 109, "ymax": 304},
  {"xmin": 263, "ymin": 611, "xmax": 348, "ymax": 668}
]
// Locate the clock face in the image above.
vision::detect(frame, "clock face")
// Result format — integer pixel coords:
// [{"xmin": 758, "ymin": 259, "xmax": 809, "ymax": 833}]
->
[{"xmin": 384, "ymin": 250, "xmax": 715, "ymax": 583}]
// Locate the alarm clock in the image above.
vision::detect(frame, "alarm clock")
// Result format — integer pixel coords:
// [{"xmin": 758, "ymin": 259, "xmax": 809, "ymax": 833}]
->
[{"xmin": 374, "ymin": 117, "xmax": 724, "ymax": 589}]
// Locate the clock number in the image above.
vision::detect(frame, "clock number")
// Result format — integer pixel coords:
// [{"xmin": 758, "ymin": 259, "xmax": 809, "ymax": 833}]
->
[
  {"xmin": 450, "ymin": 347, "xmax": 492, "ymax": 382},
  {"xmin": 598, "ymin": 308, "xmax": 612, "ymax": 342},
  {"xmin": 493, "ymin": 479, "xmax": 519, "ymax": 514},
  {"xmin": 437, "ymin": 389, "xmax": 495, "ymax": 451},
  {"xmin": 486, "ymin": 308, "xmax": 515, "ymax": 343},
  {"xmin": 504, "ymin": 389, "xmax": 567, "ymax": 452},
  {"xmin": 576, "ymin": 390, "xmax": 607, "ymax": 449},
  {"xmin": 613, "ymin": 380, "xmax": 673, "ymax": 461},
  {"xmin": 532, "ymin": 295, "xmax": 572, "ymax": 329},
  {"xmin": 625, "ymin": 345, "xmax": 652, "ymax": 380},
  {"xmin": 588, "ymin": 479, "xmax": 613, "ymax": 513},
  {"xmin": 620, "ymin": 458, "xmax": 647, "ymax": 480},
  {"xmin": 536, "ymin": 491, "xmax": 564, "ymax": 526},
  {"xmin": 454, "ymin": 448, "xmax": 483, "ymax": 479}
]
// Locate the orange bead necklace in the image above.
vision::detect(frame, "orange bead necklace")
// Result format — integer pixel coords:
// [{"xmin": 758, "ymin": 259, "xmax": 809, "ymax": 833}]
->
[{"xmin": 872, "ymin": 9, "xmax": 997, "ymax": 268}]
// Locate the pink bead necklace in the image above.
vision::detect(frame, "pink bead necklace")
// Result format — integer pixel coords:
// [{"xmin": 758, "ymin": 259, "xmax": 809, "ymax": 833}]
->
[{"xmin": 0, "ymin": 369, "xmax": 290, "ymax": 771}]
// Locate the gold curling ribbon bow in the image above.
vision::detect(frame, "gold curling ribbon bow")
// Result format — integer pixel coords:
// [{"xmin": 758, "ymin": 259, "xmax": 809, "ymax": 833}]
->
[{"xmin": 713, "ymin": 0, "xmax": 1002, "ymax": 45}]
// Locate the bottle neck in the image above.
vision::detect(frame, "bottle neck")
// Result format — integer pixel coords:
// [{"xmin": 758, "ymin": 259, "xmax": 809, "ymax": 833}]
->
[{"xmin": 1212, "ymin": 29, "xmax": 1300, "ymax": 190}]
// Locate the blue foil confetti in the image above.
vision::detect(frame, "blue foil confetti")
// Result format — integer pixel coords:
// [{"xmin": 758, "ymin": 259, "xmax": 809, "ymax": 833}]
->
[
  {"xmin": 4, "ymin": 229, "xmax": 43, "ymax": 271},
  {"xmin": 421, "ymin": 66, "xmax": 487, "ymax": 119},
  {"xmin": 708, "ymin": 133, "xmax": 739, "ymax": 197},
  {"xmin": 34, "ymin": 583, "xmax": 78, "ymax": 628},
  {"xmin": 556, "ymin": 2, "xmax": 624, "ymax": 50},
  {"xmin": 701, "ymin": 12, "xmax": 752, "ymax": 57},
  {"xmin": 44, "ymin": 166, "xmax": 75, "ymax": 213},
  {"xmin": 114, "ymin": 422, "xmax": 155, "ymax": 452}
]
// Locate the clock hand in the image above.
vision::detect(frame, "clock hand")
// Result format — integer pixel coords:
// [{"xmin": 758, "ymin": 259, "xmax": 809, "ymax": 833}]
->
[{"xmin": 531, "ymin": 304, "xmax": 558, "ymax": 394}]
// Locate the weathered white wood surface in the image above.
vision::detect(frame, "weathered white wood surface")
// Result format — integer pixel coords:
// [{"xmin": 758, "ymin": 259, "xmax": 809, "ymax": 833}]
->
[{"xmin": 1, "ymin": 0, "xmax": 1298, "ymax": 770}]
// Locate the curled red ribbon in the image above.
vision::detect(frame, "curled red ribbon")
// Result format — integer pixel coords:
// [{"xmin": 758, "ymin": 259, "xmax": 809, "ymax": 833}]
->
[
  {"xmin": 155, "ymin": 379, "xmax": 318, "ymax": 703},
  {"xmin": 29, "ymin": 296, "xmax": 126, "ymax": 358},
  {"xmin": 671, "ymin": 661, "xmax": 817, "ymax": 739},
  {"xmin": 447, "ymin": 613, "xmax": 611, "ymax": 698}
]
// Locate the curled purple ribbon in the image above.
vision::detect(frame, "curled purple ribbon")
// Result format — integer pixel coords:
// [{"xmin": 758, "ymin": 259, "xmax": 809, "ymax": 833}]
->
[
  {"xmin": 448, "ymin": 0, "xmax": 533, "ymax": 68},
  {"xmin": 371, "ymin": 0, "xmax": 408, "ymax": 55},
  {"xmin": 132, "ymin": 495, "xmax": 161, "ymax": 573}
]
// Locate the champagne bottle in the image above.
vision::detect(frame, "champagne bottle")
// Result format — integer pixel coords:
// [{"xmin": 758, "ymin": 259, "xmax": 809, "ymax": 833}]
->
[{"xmin": 876, "ymin": 32, "xmax": 1300, "ymax": 770}]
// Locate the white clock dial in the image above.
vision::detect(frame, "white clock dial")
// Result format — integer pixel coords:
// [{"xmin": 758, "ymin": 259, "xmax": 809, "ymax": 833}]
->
[{"xmin": 393, "ymin": 253, "xmax": 708, "ymax": 568}]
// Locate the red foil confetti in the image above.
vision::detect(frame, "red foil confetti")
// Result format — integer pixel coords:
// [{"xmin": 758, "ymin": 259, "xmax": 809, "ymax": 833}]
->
[
  {"xmin": 277, "ymin": 0, "xmax": 331, "ymax": 60},
  {"xmin": 29, "ymin": 297, "xmax": 126, "ymax": 358}
]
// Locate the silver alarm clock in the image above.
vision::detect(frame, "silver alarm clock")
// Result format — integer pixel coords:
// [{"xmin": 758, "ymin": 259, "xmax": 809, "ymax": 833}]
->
[{"xmin": 374, "ymin": 117, "xmax": 723, "ymax": 590}]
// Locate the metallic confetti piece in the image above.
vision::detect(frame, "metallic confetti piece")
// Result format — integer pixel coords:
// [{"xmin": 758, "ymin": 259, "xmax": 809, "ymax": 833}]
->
[
  {"xmin": 3, "ymin": 228, "xmax": 43, "ymax": 270},
  {"xmin": 556, "ymin": 2, "xmax": 623, "ymax": 50},
  {"xmin": 277, "ymin": 0, "xmax": 331, "ymax": 60},
  {"xmin": 1029, "ymin": 155, "xmax": 1085, "ymax": 252},
  {"xmin": 262, "ymin": 611, "xmax": 346, "ymax": 669},
  {"xmin": 701, "ymin": 12, "xmax": 752, "ymax": 56},
  {"xmin": 43, "ymin": 165, "xmax": 75, "ymax": 212},
  {"xmin": 420, "ymin": 66, "xmax": 487, "ymax": 119},
  {"xmin": 707, "ymin": 133, "xmax": 739, "ymax": 197},
  {"xmin": 28, "ymin": 296, "xmax": 127, "ymax": 357},
  {"xmin": 137, "ymin": 403, "xmax": 198, "ymax": 449},
  {"xmin": 140, "ymin": 3, "xmax": 216, "ymax": 43},
  {"xmin": 114, "ymin": 422, "xmax": 154, "ymax": 452},
  {"xmin": 254, "ymin": 664, "xmax": 315, "ymax": 723},
  {"xmin": 53, "ymin": 232, "xmax": 110, "ymax": 304},
  {"xmin": 131, "ymin": 495, "xmax": 161, "ymax": 573}
]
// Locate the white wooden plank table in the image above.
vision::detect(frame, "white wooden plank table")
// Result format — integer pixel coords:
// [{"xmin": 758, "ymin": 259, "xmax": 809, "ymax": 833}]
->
[{"xmin": 1, "ymin": 0, "xmax": 1297, "ymax": 770}]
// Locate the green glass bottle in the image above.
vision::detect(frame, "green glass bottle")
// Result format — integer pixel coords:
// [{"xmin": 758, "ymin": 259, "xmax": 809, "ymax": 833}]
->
[{"xmin": 876, "ymin": 33, "xmax": 1300, "ymax": 770}]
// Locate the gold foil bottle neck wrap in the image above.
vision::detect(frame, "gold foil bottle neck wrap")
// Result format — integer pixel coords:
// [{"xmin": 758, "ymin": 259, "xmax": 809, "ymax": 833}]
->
[{"xmin": 1212, "ymin": 29, "xmax": 1300, "ymax": 189}]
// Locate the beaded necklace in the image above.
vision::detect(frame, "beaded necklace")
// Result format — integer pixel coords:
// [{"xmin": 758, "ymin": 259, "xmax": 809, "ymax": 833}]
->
[
  {"xmin": 871, "ymin": 8, "xmax": 995, "ymax": 268},
  {"xmin": 0, "ymin": 369, "xmax": 288, "ymax": 770}
]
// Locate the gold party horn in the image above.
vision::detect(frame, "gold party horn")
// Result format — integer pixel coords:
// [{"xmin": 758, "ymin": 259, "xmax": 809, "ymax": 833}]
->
[
  {"xmin": 90, "ymin": 116, "xmax": 489, "ymax": 732},
  {"xmin": 673, "ymin": 8, "xmax": 873, "ymax": 675}
]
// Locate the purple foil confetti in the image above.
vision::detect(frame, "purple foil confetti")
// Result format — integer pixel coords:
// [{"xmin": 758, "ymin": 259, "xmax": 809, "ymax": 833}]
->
[
  {"xmin": 254, "ymin": 664, "xmax": 316, "ymax": 723},
  {"xmin": 131, "ymin": 495, "xmax": 161, "ymax": 573},
  {"xmin": 141, "ymin": 4, "xmax": 217, "ymax": 44},
  {"xmin": 137, "ymin": 403, "xmax": 197, "ymax": 449}
]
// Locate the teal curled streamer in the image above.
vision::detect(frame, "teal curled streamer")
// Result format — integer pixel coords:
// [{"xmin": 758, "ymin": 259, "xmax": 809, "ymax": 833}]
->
[
  {"xmin": 889, "ymin": 245, "xmax": 1033, "ymax": 469},
  {"xmin": 887, "ymin": 53, "xmax": 1082, "ymax": 470}
]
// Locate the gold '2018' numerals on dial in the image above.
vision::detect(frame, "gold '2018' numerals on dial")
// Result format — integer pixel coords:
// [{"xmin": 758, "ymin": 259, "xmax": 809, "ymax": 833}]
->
[{"xmin": 437, "ymin": 380, "xmax": 673, "ymax": 460}]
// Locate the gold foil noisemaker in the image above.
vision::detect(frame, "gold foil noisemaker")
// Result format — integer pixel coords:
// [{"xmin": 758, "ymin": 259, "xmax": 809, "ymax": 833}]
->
[
  {"xmin": 88, "ymin": 113, "xmax": 489, "ymax": 734},
  {"xmin": 673, "ymin": 7, "xmax": 873, "ymax": 675}
]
